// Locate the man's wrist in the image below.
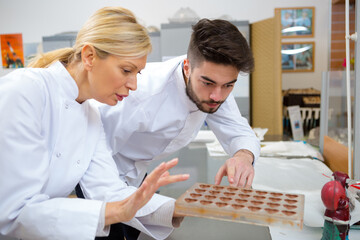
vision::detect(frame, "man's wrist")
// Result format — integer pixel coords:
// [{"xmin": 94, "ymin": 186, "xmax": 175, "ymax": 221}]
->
[{"xmin": 235, "ymin": 149, "xmax": 254, "ymax": 164}]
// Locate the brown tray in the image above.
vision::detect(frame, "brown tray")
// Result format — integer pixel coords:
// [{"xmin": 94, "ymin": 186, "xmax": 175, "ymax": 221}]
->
[{"xmin": 175, "ymin": 183, "xmax": 304, "ymax": 229}]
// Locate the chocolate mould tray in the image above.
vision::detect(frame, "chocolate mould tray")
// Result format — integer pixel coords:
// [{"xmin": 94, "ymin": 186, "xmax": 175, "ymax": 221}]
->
[{"xmin": 175, "ymin": 183, "xmax": 304, "ymax": 229}]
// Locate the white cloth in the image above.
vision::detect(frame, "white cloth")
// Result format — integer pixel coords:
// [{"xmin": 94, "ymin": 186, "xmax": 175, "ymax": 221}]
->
[
  {"xmin": 0, "ymin": 62, "xmax": 174, "ymax": 240},
  {"xmin": 206, "ymin": 140, "xmax": 360, "ymax": 228},
  {"xmin": 252, "ymin": 156, "xmax": 332, "ymax": 227},
  {"xmin": 260, "ymin": 141, "xmax": 324, "ymax": 160},
  {"xmin": 99, "ymin": 56, "xmax": 260, "ymax": 187},
  {"xmin": 255, "ymin": 154, "xmax": 360, "ymax": 228}
]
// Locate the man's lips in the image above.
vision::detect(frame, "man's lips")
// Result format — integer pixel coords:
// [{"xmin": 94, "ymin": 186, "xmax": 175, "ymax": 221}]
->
[
  {"xmin": 206, "ymin": 103, "xmax": 219, "ymax": 108},
  {"xmin": 115, "ymin": 94, "xmax": 127, "ymax": 101}
]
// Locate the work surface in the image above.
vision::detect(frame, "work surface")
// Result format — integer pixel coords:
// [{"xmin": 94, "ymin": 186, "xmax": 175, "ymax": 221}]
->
[
  {"xmin": 139, "ymin": 217, "xmax": 272, "ymax": 240},
  {"xmin": 141, "ymin": 136, "xmax": 360, "ymax": 239}
]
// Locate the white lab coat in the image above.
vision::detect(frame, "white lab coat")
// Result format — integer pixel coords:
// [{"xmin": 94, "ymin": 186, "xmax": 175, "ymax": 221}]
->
[
  {"xmin": 100, "ymin": 56, "xmax": 260, "ymax": 187},
  {"xmin": 0, "ymin": 62, "xmax": 174, "ymax": 240}
]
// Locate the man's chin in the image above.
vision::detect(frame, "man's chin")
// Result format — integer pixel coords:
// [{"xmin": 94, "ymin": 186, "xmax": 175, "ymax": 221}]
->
[
  {"xmin": 207, "ymin": 108, "xmax": 219, "ymax": 114},
  {"xmin": 199, "ymin": 105, "xmax": 220, "ymax": 114}
]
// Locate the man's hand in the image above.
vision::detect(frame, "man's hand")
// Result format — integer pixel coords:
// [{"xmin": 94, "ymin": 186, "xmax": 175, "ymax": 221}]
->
[{"xmin": 214, "ymin": 149, "xmax": 254, "ymax": 188}]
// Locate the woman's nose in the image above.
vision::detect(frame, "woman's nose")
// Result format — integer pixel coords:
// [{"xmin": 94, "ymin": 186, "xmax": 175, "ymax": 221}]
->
[{"xmin": 126, "ymin": 75, "xmax": 137, "ymax": 91}]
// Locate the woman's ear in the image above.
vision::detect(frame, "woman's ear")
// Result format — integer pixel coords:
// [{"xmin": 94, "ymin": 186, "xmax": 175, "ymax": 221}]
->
[{"xmin": 81, "ymin": 45, "xmax": 96, "ymax": 71}]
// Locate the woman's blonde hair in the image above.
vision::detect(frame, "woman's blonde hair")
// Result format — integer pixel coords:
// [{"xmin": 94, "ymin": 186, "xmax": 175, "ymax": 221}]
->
[{"xmin": 28, "ymin": 7, "xmax": 151, "ymax": 68}]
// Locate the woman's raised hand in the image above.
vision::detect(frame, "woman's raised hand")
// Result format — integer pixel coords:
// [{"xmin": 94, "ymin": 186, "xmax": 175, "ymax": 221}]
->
[{"xmin": 105, "ymin": 158, "xmax": 189, "ymax": 225}]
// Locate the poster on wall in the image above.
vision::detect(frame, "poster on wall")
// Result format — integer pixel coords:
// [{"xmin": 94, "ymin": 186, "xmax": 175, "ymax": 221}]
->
[
  {"xmin": 277, "ymin": 7, "xmax": 315, "ymax": 38},
  {"xmin": 1, "ymin": 33, "xmax": 24, "ymax": 69},
  {"xmin": 281, "ymin": 42, "xmax": 315, "ymax": 72}
]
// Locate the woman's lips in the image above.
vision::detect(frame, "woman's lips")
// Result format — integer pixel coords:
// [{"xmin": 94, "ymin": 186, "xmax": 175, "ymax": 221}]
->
[{"xmin": 115, "ymin": 94, "xmax": 127, "ymax": 101}]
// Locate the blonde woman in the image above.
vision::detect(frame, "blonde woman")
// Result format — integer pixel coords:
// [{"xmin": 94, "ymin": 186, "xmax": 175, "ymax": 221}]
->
[{"xmin": 0, "ymin": 7, "xmax": 188, "ymax": 240}]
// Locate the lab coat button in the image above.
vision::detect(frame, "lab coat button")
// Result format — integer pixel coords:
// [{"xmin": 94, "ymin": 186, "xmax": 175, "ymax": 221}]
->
[
  {"xmin": 77, "ymin": 160, "xmax": 80, "ymax": 164},
  {"xmin": 65, "ymin": 104, "xmax": 69, "ymax": 109},
  {"xmin": 56, "ymin": 152, "xmax": 61, "ymax": 158}
]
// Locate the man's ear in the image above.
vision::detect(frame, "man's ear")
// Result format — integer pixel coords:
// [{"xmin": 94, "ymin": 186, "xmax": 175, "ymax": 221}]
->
[
  {"xmin": 81, "ymin": 45, "xmax": 96, "ymax": 71},
  {"xmin": 183, "ymin": 59, "xmax": 191, "ymax": 81}
]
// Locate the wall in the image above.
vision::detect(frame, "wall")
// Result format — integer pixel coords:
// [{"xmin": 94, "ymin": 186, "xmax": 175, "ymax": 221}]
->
[
  {"xmin": 0, "ymin": 0, "xmax": 330, "ymax": 90},
  {"xmin": 330, "ymin": 3, "xmax": 356, "ymax": 70}
]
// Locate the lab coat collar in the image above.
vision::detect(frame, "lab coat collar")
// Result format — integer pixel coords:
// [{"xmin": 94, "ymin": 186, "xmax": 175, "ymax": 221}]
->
[
  {"xmin": 174, "ymin": 62, "xmax": 199, "ymax": 113},
  {"xmin": 48, "ymin": 61, "xmax": 79, "ymax": 102}
]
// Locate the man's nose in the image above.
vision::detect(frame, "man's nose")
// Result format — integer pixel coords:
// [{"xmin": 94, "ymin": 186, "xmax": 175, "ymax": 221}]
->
[{"xmin": 209, "ymin": 87, "xmax": 222, "ymax": 102}]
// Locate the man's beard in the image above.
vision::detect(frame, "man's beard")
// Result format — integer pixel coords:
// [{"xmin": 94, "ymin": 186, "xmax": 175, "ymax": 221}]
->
[{"xmin": 185, "ymin": 77, "xmax": 224, "ymax": 114}]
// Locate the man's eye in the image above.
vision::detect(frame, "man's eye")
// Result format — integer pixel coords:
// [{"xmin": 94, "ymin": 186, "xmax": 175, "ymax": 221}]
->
[{"xmin": 203, "ymin": 82, "xmax": 212, "ymax": 86}]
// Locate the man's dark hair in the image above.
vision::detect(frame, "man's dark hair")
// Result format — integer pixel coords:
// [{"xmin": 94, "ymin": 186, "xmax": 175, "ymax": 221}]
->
[{"xmin": 187, "ymin": 19, "xmax": 254, "ymax": 73}]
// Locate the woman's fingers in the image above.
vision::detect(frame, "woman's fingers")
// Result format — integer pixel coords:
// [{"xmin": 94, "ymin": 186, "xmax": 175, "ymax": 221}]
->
[
  {"xmin": 158, "ymin": 173, "xmax": 189, "ymax": 187},
  {"xmin": 160, "ymin": 171, "xmax": 170, "ymax": 178},
  {"xmin": 149, "ymin": 158, "xmax": 189, "ymax": 187},
  {"xmin": 146, "ymin": 159, "xmax": 176, "ymax": 182},
  {"xmin": 131, "ymin": 159, "xmax": 189, "ymax": 206},
  {"xmin": 107, "ymin": 158, "xmax": 190, "ymax": 225},
  {"xmin": 164, "ymin": 158, "xmax": 179, "ymax": 169},
  {"xmin": 143, "ymin": 158, "xmax": 179, "ymax": 188},
  {"xmin": 135, "ymin": 159, "xmax": 189, "ymax": 203}
]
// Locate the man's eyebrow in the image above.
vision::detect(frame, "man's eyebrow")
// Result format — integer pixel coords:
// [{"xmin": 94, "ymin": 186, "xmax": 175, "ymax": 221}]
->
[
  {"xmin": 225, "ymin": 79, "xmax": 238, "ymax": 85},
  {"xmin": 201, "ymin": 75, "xmax": 216, "ymax": 83},
  {"xmin": 201, "ymin": 76, "xmax": 237, "ymax": 85}
]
